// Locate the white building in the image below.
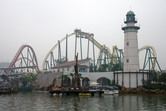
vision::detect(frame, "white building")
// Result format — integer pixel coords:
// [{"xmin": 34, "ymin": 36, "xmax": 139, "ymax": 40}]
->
[
  {"xmin": 52, "ymin": 58, "xmax": 90, "ymax": 73},
  {"xmin": 114, "ymin": 11, "xmax": 149, "ymax": 88}
]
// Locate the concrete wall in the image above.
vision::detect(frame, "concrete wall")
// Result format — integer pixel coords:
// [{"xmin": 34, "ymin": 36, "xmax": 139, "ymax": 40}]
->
[
  {"xmin": 37, "ymin": 71, "xmax": 149, "ymax": 88},
  {"xmin": 37, "ymin": 71, "xmax": 114, "ymax": 87},
  {"xmin": 37, "ymin": 72, "xmax": 62, "ymax": 87},
  {"xmin": 64, "ymin": 71, "xmax": 114, "ymax": 84},
  {"xmin": 81, "ymin": 72, "xmax": 114, "ymax": 83},
  {"xmin": 115, "ymin": 72, "xmax": 148, "ymax": 88}
]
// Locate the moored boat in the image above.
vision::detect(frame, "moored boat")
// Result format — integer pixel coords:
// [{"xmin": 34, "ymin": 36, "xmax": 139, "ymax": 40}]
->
[
  {"xmin": 79, "ymin": 93, "xmax": 91, "ymax": 96},
  {"xmin": 86, "ymin": 85, "xmax": 115, "ymax": 95},
  {"xmin": 112, "ymin": 86, "xmax": 119, "ymax": 94}
]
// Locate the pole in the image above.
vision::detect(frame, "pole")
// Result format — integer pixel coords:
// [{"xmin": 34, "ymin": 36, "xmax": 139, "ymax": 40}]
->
[
  {"xmin": 136, "ymin": 72, "xmax": 138, "ymax": 87},
  {"xmin": 122, "ymin": 71, "xmax": 124, "ymax": 87},
  {"xmin": 80, "ymin": 34, "xmax": 83, "ymax": 59},
  {"xmin": 74, "ymin": 35, "xmax": 78, "ymax": 60},
  {"xmin": 87, "ymin": 38, "xmax": 89, "ymax": 58},
  {"xmin": 92, "ymin": 36, "xmax": 95, "ymax": 71},
  {"xmin": 129, "ymin": 71, "xmax": 131, "ymax": 88},
  {"xmin": 58, "ymin": 40, "xmax": 61, "ymax": 65},
  {"xmin": 66, "ymin": 34, "xmax": 68, "ymax": 62},
  {"xmin": 74, "ymin": 53, "xmax": 79, "ymax": 89}
]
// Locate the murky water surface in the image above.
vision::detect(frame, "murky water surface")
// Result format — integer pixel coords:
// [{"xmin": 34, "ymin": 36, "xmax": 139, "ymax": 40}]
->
[{"xmin": 0, "ymin": 92, "xmax": 166, "ymax": 111}]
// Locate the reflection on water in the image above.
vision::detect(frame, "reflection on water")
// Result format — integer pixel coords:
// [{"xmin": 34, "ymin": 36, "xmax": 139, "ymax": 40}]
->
[{"xmin": 0, "ymin": 92, "xmax": 166, "ymax": 111}]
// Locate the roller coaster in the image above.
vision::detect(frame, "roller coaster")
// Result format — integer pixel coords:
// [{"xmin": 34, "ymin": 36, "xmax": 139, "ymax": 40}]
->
[
  {"xmin": 2, "ymin": 45, "xmax": 39, "ymax": 74},
  {"xmin": 43, "ymin": 29, "xmax": 162, "ymax": 72},
  {"xmin": 1, "ymin": 29, "xmax": 162, "ymax": 75}
]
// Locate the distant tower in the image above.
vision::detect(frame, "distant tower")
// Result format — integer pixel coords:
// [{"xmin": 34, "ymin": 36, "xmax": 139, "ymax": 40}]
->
[{"xmin": 122, "ymin": 11, "xmax": 140, "ymax": 72}]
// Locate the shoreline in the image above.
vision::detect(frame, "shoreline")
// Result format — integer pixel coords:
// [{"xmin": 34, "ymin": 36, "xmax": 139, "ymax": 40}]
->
[{"xmin": 119, "ymin": 86, "xmax": 166, "ymax": 94}]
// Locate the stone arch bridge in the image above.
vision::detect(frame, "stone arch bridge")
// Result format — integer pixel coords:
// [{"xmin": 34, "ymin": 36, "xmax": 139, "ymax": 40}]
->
[{"xmin": 37, "ymin": 72, "xmax": 113, "ymax": 88}]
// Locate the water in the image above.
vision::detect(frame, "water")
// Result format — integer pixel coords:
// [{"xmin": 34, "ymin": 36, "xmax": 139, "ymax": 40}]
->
[{"xmin": 0, "ymin": 92, "xmax": 166, "ymax": 111}]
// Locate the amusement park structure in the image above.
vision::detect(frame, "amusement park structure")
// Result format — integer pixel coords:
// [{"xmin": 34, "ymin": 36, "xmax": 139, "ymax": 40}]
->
[
  {"xmin": 43, "ymin": 29, "xmax": 112, "ymax": 72},
  {"xmin": 43, "ymin": 29, "xmax": 162, "ymax": 73},
  {"xmin": 1, "ymin": 45, "xmax": 39, "ymax": 74},
  {"xmin": 0, "ymin": 31, "xmax": 162, "ymax": 75},
  {"xmin": 139, "ymin": 45, "xmax": 162, "ymax": 72}
]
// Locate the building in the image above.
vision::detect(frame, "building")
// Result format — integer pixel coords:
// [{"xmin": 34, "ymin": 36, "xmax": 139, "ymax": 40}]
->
[
  {"xmin": 122, "ymin": 11, "xmax": 140, "ymax": 72},
  {"xmin": 114, "ymin": 11, "xmax": 148, "ymax": 88},
  {"xmin": 52, "ymin": 58, "xmax": 90, "ymax": 73}
]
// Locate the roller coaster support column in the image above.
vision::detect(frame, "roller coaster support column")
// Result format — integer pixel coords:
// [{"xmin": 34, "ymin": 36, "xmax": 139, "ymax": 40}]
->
[
  {"xmin": 27, "ymin": 48, "xmax": 29, "ymax": 68},
  {"xmin": 142, "ymin": 48, "xmax": 162, "ymax": 72},
  {"xmin": 80, "ymin": 33, "xmax": 83, "ymax": 59},
  {"xmin": 156, "ymin": 59, "xmax": 162, "ymax": 73},
  {"xmin": 20, "ymin": 59, "xmax": 23, "ymax": 73},
  {"xmin": 143, "ymin": 49, "xmax": 148, "ymax": 70},
  {"xmin": 66, "ymin": 34, "xmax": 68, "ymax": 62},
  {"xmin": 74, "ymin": 33, "xmax": 78, "ymax": 60},
  {"xmin": 149, "ymin": 57, "xmax": 151, "ymax": 72},
  {"xmin": 21, "ymin": 53, "xmax": 28, "ymax": 72},
  {"xmin": 50, "ymin": 52, "xmax": 55, "ymax": 68},
  {"xmin": 87, "ymin": 37, "xmax": 89, "ymax": 59},
  {"xmin": 92, "ymin": 36, "xmax": 96, "ymax": 71},
  {"xmin": 58, "ymin": 40, "xmax": 61, "ymax": 65}
]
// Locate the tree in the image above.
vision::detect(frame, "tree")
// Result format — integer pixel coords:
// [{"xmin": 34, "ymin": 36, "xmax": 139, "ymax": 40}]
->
[
  {"xmin": 111, "ymin": 64, "xmax": 123, "ymax": 71},
  {"xmin": 159, "ymin": 72, "xmax": 166, "ymax": 84},
  {"xmin": 60, "ymin": 74, "xmax": 68, "ymax": 87},
  {"xmin": 69, "ymin": 73, "xmax": 74, "ymax": 87},
  {"xmin": 78, "ymin": 73, "xmax": 83, "ymax": 79},
  {"xmin": 149, "ymin": 71, "xmax": 158, "ymax": 83}
]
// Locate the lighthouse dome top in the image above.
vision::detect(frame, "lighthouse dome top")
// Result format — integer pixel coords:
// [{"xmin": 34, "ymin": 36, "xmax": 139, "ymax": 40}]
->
[
  {"xmin": 124, "ymin": 10, "xmax": 137, "ymax": 24},
  {"xmin": 126, "ymin": 11, "xmax": 135, "ymax": 15}
]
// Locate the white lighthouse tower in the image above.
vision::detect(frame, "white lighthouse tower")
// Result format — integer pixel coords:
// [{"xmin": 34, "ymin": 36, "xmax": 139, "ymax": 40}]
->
[{"xmin": 122, "ymin": 11, "xmax": 140, "ymax": 72}]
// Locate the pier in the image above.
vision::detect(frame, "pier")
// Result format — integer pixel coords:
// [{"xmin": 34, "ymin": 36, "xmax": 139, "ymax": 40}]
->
[{"xmin": 49, "ymin": 90, "xmax": 104, "ymax": 96}]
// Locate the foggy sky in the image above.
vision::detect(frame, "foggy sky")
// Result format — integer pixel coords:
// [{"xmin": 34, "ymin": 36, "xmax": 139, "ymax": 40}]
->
[{"xmin": 0, "ymin": 0, "xmax": 166, "ymax": 70}]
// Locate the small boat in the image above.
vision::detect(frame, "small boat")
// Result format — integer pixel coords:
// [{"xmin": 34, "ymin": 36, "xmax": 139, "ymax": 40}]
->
[
  {"xmin": 52, "ymin": 88, "xmax": 61, "ymax": 91},
  {"xmin": 86, "ymin": 85, "xmax": 114, "ymax": 95},
  {"xmin": 53, "ymin": 93, "xmax": 62, "ymax": 96},
  {"xmin": 79, "ymin": 93, "xmax": 91, "ymax": 96},
  {"xmin": 112, "ymin": 86, "xmax": 119, "ymax": 94},
  {"xmin": 103, "ymin": 86, "xmax": 114, "ymax": 95}
]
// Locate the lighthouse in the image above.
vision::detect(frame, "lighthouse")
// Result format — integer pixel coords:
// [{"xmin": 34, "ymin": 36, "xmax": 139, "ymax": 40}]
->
[
  {"xmin": 122, "ymin": 11, "xmax": 140, "ymax": 72},
  {"xmin": 114, "ymin": 11, "xmax": 148, "ymax": 88}
]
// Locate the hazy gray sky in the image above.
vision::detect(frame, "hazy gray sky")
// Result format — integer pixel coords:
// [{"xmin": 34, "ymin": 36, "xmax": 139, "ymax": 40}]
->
[{"xmin": 0, "ymin": 0, "xmax": 166, "ymax": 70}]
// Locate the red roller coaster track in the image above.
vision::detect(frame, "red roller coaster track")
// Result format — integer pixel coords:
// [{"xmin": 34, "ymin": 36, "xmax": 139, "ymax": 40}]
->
[{"xmin": 7, "ymin": 45, "xmax": 39, "ymax": 74}]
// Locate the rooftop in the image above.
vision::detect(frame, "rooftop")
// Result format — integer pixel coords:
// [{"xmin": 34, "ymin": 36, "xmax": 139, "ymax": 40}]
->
[
  {"xmin": 126, "ymin": 11, "xmax": 135, "ymax": 15},
  {"xmin": 52, "ymin": 58, "xmax": 90, "ymax": 68}
]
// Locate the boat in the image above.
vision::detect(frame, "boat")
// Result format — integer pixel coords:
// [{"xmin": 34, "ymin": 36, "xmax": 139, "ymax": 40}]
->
[
  {"xmin": 103, "ymin": 86, "xmax": 114, "ymax": 95},
  {"xmin": 112, "ymin": 86, "xmax": 119, "ymax": 94},
  {"xmin": 52, "ymin": 88, "xmax": 61, "ymax": 91},
  {"xmin": 79, "ymin": 93, "xmax": 91, "ymax": 96},
  {"xmin": 86, "ymin": 85, "xmax": 114, "ymax": 95}
]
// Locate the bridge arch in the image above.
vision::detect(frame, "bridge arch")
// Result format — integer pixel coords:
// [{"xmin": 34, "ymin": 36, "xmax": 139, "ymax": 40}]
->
[
  {"xmin": 82, "ymin": 77, "xmax": 90, "ymax": 87},
  {"xmin": 97, "ymin": 77, "xmax": 111, "ymax": 85}
]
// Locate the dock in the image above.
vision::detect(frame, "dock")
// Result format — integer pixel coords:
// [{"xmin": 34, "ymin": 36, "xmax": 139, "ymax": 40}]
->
[
  {"xmin": 0, "ymin": 88, "xmax": 18, "ymax": 94},
  {"xmin": 49, "ymin": 90, "xmax": 104, "ymax": 96}
]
